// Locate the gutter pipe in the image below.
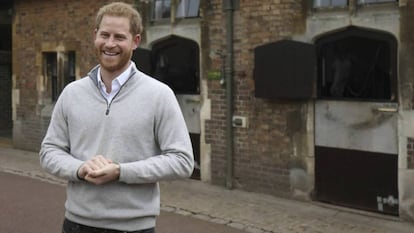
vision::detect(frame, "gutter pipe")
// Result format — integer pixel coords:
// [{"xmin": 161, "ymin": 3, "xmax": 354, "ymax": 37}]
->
[{"xmin": 223, "ymin": 0, "xmax": 234, "ymax": 189}]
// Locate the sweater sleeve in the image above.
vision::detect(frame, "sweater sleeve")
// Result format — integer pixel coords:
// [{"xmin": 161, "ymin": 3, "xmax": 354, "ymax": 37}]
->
[
  {"xmin": 39, "ymin": 88, "xmax": 84, "ymax": 181},
  {"xmin": 118, "ymin": 87, "xmax": 195, "ymax": 184}
]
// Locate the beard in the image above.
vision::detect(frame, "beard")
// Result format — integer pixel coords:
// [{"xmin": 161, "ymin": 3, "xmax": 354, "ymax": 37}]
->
[{"xmin": 96, "ymin": 49, "xmax": 133, "ymax": 74}]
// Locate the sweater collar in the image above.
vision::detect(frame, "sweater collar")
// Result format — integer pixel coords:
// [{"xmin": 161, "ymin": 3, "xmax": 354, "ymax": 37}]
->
[{"xmin": 88, "ymin": 61, "xmax": 138, "ymax": 87}]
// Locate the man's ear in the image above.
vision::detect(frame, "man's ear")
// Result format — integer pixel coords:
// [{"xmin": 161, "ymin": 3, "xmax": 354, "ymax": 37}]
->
[
  {"xmin": 133, "ymin": 34, "xmax": 141, "ymax": 50},
  {"xmin": 94, "ymin": 28, "xmax": 98, "ymax": 40}
]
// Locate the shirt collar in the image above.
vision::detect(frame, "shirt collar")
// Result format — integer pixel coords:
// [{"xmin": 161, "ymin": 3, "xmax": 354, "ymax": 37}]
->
[{"xmin": 97, "ymin": 62, "xmax": 134, "ymax": 86}]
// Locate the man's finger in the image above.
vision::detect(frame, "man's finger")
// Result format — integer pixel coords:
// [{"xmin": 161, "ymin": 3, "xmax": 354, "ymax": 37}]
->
[
  {"xmin": 91, "ymin": 156, "xmax": 108, "ymax": 167},
  {"xmin": 84, "ymin": 163, "xmax": 119, "ymax": 185}
]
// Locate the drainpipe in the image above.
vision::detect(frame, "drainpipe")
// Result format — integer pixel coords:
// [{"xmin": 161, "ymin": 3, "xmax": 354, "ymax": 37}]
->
[{"xmin": 223, "ymin": 0, "xmax": 234, "ymax": 189}]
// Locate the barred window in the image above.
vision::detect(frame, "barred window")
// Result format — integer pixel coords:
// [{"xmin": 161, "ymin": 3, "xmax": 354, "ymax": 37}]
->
[{"xmin": 43, "ymin": 51, "xmax": 76, "ymax": 101}]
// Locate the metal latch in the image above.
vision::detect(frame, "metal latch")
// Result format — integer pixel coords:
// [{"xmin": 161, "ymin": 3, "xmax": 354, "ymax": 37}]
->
[{"xmin": 373, "ymin": 103, "xmax": 398, "ymax": 113}]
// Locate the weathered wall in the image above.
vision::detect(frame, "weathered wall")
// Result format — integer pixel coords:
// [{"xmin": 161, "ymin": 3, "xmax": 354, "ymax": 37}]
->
[
  {"xmin": 204, "ymin": 0, "xmax": 309, "ymax": 197},
  {"xmin": 204, "ymin": 0, "xmax": 412, "ymax": 204},
  {"xmin": 12, "ymin": 0, "xmax": 133, "ymax": 150}
]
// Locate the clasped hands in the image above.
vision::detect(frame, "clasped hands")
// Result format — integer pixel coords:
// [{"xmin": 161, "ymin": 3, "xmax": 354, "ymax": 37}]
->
[{"xmin": 77, "ymin": 155, "xmax": 120, "ymax": 185}]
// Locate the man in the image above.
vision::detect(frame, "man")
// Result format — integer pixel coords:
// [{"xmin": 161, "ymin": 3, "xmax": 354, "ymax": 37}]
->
[{"xmin": 40, "ymin": 2, "xmax": 194, "ymax": 233}]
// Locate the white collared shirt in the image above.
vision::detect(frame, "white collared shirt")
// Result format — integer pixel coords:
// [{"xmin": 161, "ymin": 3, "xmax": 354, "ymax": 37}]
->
[{"xmin": 97, "ymin": 62, "xmax": 134, "ymax": 103}]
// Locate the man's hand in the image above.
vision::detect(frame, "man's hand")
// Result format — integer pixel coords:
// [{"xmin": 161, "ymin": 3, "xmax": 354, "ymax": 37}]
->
[
  {"xmin": 77, "ymin": 155, "xmax": 120, "ymax": 185},
  {"xmin": 85, "ymin": 163, "xmax": 120, "ymax": 185}
]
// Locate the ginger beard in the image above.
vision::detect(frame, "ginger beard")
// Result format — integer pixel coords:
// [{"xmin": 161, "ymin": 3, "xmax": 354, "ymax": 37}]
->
[{"xmin": 95, "ymin": 42, "xmax": 133, "ymax": 73}]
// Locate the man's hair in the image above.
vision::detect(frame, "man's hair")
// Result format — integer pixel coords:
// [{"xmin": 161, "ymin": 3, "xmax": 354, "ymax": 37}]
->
[{"xmin": 96, "ymin": 2, "xmax": 143, "ymax": 35}]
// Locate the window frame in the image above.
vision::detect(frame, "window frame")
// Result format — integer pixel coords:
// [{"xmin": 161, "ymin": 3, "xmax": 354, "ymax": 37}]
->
[{"xmin": 43, "ymin": 51, "xmax": 76, "ymax": 102}]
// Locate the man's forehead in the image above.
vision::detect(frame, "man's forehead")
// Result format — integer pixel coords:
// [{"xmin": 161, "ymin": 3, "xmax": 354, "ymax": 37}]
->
[{"xmin": 98, "ymin": 15, "xmax": 131, "ymax": 31}]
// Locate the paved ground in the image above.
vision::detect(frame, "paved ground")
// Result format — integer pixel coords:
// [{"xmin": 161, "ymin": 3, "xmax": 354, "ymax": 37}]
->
[
  {"xmin": 1, "ymin": 146, "xmax": 414, "ymax": 233},
  {"xmin": 0, "ymin": 172, "xmax": 64, "ymax": 233},
  {"xmin": 0, "ymin": 172, "xmax": 249, "ymax": 233}
]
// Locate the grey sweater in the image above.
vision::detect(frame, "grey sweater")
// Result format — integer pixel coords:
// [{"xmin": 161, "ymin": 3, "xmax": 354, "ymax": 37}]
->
[{"xmin": 40, "ymin": 64, "xmax": 194, "ymax": 231}]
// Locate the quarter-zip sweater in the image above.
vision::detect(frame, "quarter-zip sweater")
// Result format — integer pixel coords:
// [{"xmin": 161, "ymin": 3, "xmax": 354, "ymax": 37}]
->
[{"xmin": 40, "ymin": 64, "xmax": 194, "ymax": 231}]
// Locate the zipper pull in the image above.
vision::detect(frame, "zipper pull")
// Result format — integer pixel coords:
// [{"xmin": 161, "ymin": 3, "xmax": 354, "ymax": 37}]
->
[{"xmin": 105, "ymin": 108, "xmax": 110, "ymax": 115}]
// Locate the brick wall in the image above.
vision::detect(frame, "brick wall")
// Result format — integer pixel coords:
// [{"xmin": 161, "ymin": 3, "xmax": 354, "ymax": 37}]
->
[
  {"xmin": 204, "ymin": 0, "xmax": 306, "ymax": 196},
  {"xmin": 12, "ymin": 0, "xmax": 133, "ymax": 150}
]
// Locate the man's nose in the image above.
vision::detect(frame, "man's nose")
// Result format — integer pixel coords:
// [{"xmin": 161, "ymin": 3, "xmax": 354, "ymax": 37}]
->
[{"xmin": 105, "ymin": 36, "xmax": 117, "ymax": 47}]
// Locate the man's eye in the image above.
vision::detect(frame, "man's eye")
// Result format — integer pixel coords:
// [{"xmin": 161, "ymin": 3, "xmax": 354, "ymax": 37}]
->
[{"xmin": 115, "ymin": 36, "xmax": 126, "ymax": 41}]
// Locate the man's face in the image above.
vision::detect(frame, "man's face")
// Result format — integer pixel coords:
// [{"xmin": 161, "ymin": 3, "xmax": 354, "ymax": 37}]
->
[{"xmin": 94, "ymin": 15, "xmax": 140, "ymax": 76}]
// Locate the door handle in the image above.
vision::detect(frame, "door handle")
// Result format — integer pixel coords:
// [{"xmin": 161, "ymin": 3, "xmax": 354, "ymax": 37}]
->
[{"xmin": 185, "ymin": 98, "xmax": 201, "ymax": 103}]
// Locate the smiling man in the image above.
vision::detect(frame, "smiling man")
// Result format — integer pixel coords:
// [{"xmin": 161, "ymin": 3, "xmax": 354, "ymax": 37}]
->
[{"xmin": 40, "ymin": 2, "xmax": 194, "ymax": 233}]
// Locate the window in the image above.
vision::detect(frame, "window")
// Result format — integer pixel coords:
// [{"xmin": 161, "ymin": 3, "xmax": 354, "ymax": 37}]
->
[
  {"xmin": 153, "ymin": 0, "xmax": 171, "ymax": 20},
  {"xmin": 357, "ymin": 0, "xmax": 396, "ymax": 4},
  {"xmin": 176, "ymin": 0, "xmax": 200, "ymax": 18},
  {"xmin": 316, "ymin": 27, "xmax": 397, "ymax": 101},
  {"xmin": 313, "ymin": 0, "xmax": 348, "ymax": 8},
  {"xmin": 151, "ymin": 36, "xmax": 200, "ymax": 94},
  {"xmin": 152, "ymin": 0, "xmax": 200, "ymax": 21},
  {"xmin": 43, "ymin": 51, "xmax": 76, "ymax": 101},
  {"xmin": 313, "ymin": 0, "xmax": 397, "ymax": 8}
]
